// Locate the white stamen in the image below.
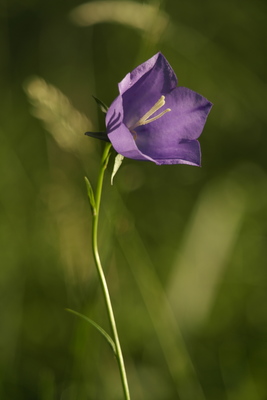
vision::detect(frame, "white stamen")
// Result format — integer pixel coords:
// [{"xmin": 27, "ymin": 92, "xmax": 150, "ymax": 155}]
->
[{"xmin": 129, "ymin": 95, "xmax": 171, "ymax": 131}]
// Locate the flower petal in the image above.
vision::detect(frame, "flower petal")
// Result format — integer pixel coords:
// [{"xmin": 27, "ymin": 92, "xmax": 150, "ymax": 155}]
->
[
  {"xmin": 108, "ymin": 122, "xmax": 155, "ymax": 162},
  {"xmin": 134, "ymin": 87, "xmax": 212, "ymax": 163},
  {"xmin": 120, "ymin": 53, "xmax": 178, "ymax": 129},
  {"xmin": 106, "ymin": 96, "xmax": 155, "ymax": 162},
  {"xmin": 118, "ymin": 52, "xmax": 177, "ymax": 95},
  {"xmin": 153, "ymin": 139, "xmax": 202, "ymax": 166},
  {"xmin": 137, "ymin": 86, "xmax": 212, "ymax": 139},
  {"xmin": 106, "ymin": 95, "xmax": 124, "ymax": 133},
  {"xmin": 165, "ymin": 87, "xmax": 213, "ymax": 140}
]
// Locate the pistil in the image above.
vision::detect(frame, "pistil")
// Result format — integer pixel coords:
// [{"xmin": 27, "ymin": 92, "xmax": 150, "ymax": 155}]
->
[{"xmin": 129, "ymin": 95, "xmax": 171, "ymax": 131}]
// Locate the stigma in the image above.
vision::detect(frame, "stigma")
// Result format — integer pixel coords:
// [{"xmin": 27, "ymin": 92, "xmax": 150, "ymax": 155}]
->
[{"xmin": 129, "ymin": 95, "xmax": 171, "ymax": 131}]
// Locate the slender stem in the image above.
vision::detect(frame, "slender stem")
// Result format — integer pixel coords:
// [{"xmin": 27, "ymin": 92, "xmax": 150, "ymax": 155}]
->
[{"xmin": 92, "ymin": 142, "xmax": 131, "ymax": 400}]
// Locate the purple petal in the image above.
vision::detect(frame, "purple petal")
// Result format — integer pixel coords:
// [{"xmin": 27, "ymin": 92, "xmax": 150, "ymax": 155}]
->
[
  {"xmin": 120, "ymin": 53, "xmax": 178, "ymax": 129},
  {"xmin": 106, "ymin": 95, "xmax": 154, "ymax": 162},
  {"xmin": 165, "ymin": 87, "xmax": 212, "ymax": 140},
  {"xmin": 108, "ymin": 122, "xmax": 155, "ymax": 162},
  {"xmin": 154, "ymin": 140, "xmax": 202, "ymax": 166},
  {"xmin": 106, "ymin": 95, "xmax": 124, "ymax": 133},
  {"xmin": 134, "ymin": 87, "xmax": 212, "ymax": 163},
  {"xmin": 118, "ymin": 52, "xmax": 177, "ymax": 95}
]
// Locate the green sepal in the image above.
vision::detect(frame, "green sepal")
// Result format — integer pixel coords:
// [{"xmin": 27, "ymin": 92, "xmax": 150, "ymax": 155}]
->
[
  {"xmin": 84, "ymin": 131, "xmax": 110, "ymax": 142},
  {"xmin": 92, "ymin": 95, "xmax": 109, "ymax": 114},
  {"xmin": 111, "ymin": 153, "xmax": 124, "ymax": 185},
  {"xmin": 66, "ymin": 308, "xmax": 117, "ymax": 356},
  {"xmin": 84, "ymin": 176, "xmax": 96, "ymax": 215}
]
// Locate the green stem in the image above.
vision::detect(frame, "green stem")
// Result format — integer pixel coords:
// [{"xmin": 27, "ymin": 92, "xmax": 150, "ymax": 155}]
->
[{"xmin": 92, "ymin": 142, "xmax": 131, "ymax": 400}]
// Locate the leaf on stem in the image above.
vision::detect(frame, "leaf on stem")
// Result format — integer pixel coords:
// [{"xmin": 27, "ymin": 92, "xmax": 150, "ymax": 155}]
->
[
  {"xmin": 66, "ymin": 308, "xmax": 117, "ymax": 356},
  {"xmin": 111, "ymin": 154, "xmax": 124, "ymax": 185},
  {"xmin": 92, "ymin": 95, "xmax": 109, "ymax": 114},
  {"xmin": 84, "ymin": 131, "xmax": 110, "ymax": 142},
  {"xmin": 84, "ymin": 176, "xmax": 96, "ymax": 215}
]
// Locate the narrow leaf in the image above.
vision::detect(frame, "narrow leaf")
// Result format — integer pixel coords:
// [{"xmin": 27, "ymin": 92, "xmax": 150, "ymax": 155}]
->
[
  {"xmin": 85, "ymin": 131, "xmax": 110, "ymax": 142},
  {"xmin": 92, "ymin": 96, "xmax": 109, "ymax": 114},
  {"xmin": 84, "ymin": 176, "xmax": 96, "ymax": 215},
  {"xmin": 66, "ymin": 308, "xmax": 117, "ymax": 356},
  {"xmin": 111, "ymin": 154, "xmax": 124, "ymax": 185}
]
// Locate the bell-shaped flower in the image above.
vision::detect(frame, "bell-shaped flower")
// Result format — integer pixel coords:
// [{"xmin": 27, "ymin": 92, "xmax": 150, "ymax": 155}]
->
[{"xmin": 105, "ymin": 52, "xmax": 212, "ymax": 166}]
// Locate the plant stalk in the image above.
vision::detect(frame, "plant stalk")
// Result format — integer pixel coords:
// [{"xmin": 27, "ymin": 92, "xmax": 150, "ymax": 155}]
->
[{"xmin": 91, "ymin": 142, "xmax": 131, "ymax": 400}]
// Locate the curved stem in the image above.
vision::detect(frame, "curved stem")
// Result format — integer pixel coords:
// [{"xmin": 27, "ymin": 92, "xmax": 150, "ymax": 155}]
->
[{"xmin": 92, "ymin": 143, "xmax": 131, "ymax": 400}]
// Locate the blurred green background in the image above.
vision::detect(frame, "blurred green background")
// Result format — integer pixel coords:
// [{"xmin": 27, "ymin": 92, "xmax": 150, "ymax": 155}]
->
[{"xmin": 1, "ymin": 0, "xmax": 267, "ymax": 399}]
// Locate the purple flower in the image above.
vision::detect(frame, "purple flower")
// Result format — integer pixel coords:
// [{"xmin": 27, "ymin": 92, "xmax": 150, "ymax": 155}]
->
[{"xmin": 106, "ymin": 53, "xmax": 212, "ymax": 166}]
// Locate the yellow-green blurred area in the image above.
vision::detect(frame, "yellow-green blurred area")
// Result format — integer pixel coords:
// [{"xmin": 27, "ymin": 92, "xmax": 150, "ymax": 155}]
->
[{"xmin": 1, "ymin": 0, "xmax": 267, "ymax": 398}]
